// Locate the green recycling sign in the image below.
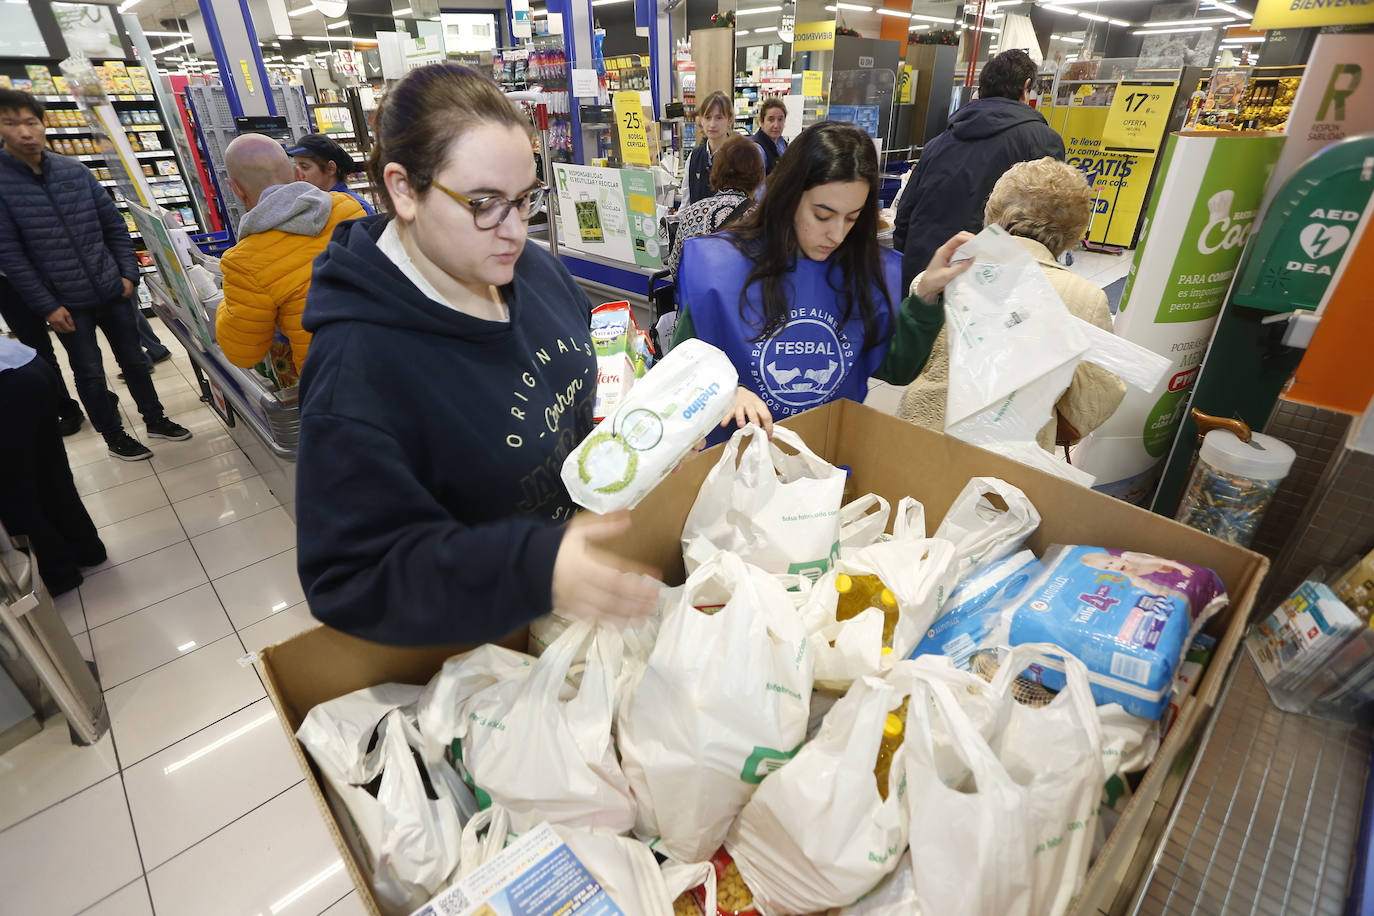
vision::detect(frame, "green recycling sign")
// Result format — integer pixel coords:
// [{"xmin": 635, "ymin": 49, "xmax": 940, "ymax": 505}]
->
[{"xmin": 1233, "ymin": 134, "xmax": 1374, "ymax": 312}]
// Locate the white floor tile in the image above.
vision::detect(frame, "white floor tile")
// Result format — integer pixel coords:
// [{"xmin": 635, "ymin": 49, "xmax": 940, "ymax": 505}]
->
[
  {"xmin": 91, "ymin": 506, "xmax": 187, "ymax": 570},
  {"xmin": 77, "ymin": 630, "xmax": 95, "ymax": 664},
  {"xmin": 0, "ymin": 716, "xmax": 120, "ymax": 832},
  {"xmin": 122, "ymin": 699, "xmax": 302, "ymax": 869},
  {"xmin": 321, "ymin": 891, "xmax": 369, "ymax": 915},
  {"xmin": 80, "ymin": 477, "xmax": 170, "ymax": 530},
  {"xmin": 174, "ymin": 476, "xmax": 280, "ymax": 539},
  {"xmin": 81, "ymin": 542, "xmax": 209, "ymax": 629},
  {"xmin": 65, "ymin": 434, "xmax": 123, "ymax": 469},
  {"xmin": 157, "ymin": 450, "xmax": 260, "ymax": 503},
  {"xmin": 863, "ymin": 380, "xmax": 904, "ymax": 416},
  {"xmin": 192, "ymin": 507, "xmax": 296, "ymax": 580},
  {"xmin": 90, "ymin": 584, "xmax": 233, "ymax": 689},
  {"xmin": 240, "ymin": 603, "xmax": 319, "ymax": 654},
  {"xmin": 147, "ymin": 782, "xmax": 352, "ymax": 916},
  {"xmin": 0, "ymin": 776, "xmax": 143, "ymax": 915},
  {"xmin": 78, "ymin": 879, "xmax": 154, "ymax": 916},
  {"xmin": 213, "ymin": 549, "xmax": 306, "ymax": 630},
  {"xmin": 105, "ymin": 634, "xmax": 264, "ymax": 767},
  {"xmin": 73, "ymin": 457, "xmax": 156, "ymax": 498},
  {"xmin": 149, "ymin": 429, "xmax": 239, "ymax": 473},
  {"xmin": 56, "ymin": 588, "xmax": 87, "ymax": 636}
]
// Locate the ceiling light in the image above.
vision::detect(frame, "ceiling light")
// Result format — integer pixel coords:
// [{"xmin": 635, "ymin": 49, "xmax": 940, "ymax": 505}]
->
[
  {"xmin": 1108, "ymin": 18, "xmax": 1130, "ymax": 26},
  {"xmin": 1220, "ymin": 35, "xmax": 1265, "ymax": 42},
  {"xmin": 288, "ymin": 5, "xmax": 313, "ymax": 15},
  {"xmin": 835, "ymin": 2, "xmax": 872, "ymax": 9},
  {"xmin": 1050, "ymin": 33, "xmax": 1084, "ymax": 43},
  {"xmin": 1206, "ymin": 0, "xmax": 1254, "ymax": 19},
  {"xmin": 153, "ymin": 37, "xmax": 194, "ymax": 54},
  {"xmin": 117, "ymin": 0, "xmax": 141, "ymax": 11},
  {"xmin": 754, "ymin": 25, "xmax": 778, "ymax": 31},
  {"xmin": 877, "ymin": 7, "xmax": 909, "ymax": 15},
  {"xmin": 1132, "ymin": 25, "xmax": 1217, "ymax": 34},
  {"xmin": 909, "ymin": 23, "xmax": 930, "ymax": 29},
  {"xmin": 910, "ymin": 13, "xmax": 957, "ymax": 23},
  {"xmin": 992, "ymin": 0, "xmax": 1024, "ymax": 6},
  {"xmin": 1140, "ymin": 16, "xmax": 1234, "ymax": 26},
  {"xmin": 327, "ymin": 20, "xmax": 348, "ymax": 28},
  {"xmin": 393, "ymin": 6, "xmax": 412, "ymax": 14},
  {"xmin": 299, "ymin": 35, "xmax": 344, "ymax": 40},
  {"xmin": 1042, "ymin": 4, "xmax": 1076, "ymax": 13},
  {"xmin": 142, "ymin": 29, "xmax": 191, "ymax": 36},
  {"xmin": 736, "ymin": 27, "xmax": 750, "ymax": 34},
  {"xmin": 737, "ymin": 4, "xmax": 782, "ymax": 13},
  {"xmin": 590, "ymin": 0, "xmax": 632, "ymax": 5},
  {"xmin": 1077, "ymin": 10, "xmax": 1109, "ymax": 21},
  {"xmin": 278, "ymin": 33, "xmax": 292, "ymax": 38}
]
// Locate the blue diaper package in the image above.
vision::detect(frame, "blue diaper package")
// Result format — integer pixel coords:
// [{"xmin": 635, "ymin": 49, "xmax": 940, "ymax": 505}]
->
[
  {"xmin": 1009, "ymin": 545, "xmax": 1228, "ymax": 720},
  {"xmin": 910, "ymin": 550, "xmax": 1040, "ymax": 668}
]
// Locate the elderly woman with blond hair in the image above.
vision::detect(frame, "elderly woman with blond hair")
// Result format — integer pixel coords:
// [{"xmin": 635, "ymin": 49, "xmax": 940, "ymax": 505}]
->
[{"xmin": 897, "ymin": 157, "xmax": 1126, "ymax": 450}]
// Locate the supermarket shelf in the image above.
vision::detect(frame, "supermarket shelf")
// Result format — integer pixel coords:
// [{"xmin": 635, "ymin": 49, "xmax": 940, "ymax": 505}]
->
[
  {"xmin": 140, "ymin": 265, "xmax": 157, "ymax": 273},
  {"xmin": 323, "ymin": 131, "xmax": 355, "ymax": 138},
  {"xmin": 47, "ymin": 126, "xmax": 92, "ymax": 135},
  {"xmin": 112, "ymin": 94, "xmax": 157, "ymax": 102},
  {"xmin": 146, "ymin": 175, "xmax": 183, "ymax": 183},
  {"xmin": 155, "ymin": 195, "xmax": 191, "ymax": 203},
  {"xmin": 35, "ymin": 96, "xmax": 72, "ymax": 103},
  {"xmin": 134, "ymin": 150, "xmax": 174, "ymax": 158},
  {"xmin": 74, "ymin": 154, "xmax": 105, "ymax": 161},
  {"xmin": 126, "ymin": 124, "xmax": 164, "ymax": 132},
  {"xmin": 98, "ymin": 179, "xmax": 118, "ymax": 187},
  {"xmin": 128, "ymin": 231, "xmax": 142, "ymax": 238}
]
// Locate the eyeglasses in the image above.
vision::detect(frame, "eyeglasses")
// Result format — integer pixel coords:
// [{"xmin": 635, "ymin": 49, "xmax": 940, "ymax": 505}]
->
[{"xmin": 430, "ymin": 180, "xmax": 547, "ymax": 230}]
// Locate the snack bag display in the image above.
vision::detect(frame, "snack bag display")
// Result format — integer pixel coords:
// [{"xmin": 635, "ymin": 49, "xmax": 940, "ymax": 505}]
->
[
  {"xmin": 591, "ymin": 301, "xmax": 637, "ymax": 422},
  {"xmin": 563, "ymin": 338, "xmax": 737, "ymax": 514},
  {"xmin": 726, "ymin": 676, "xmax": 910, "ymax": 914},
  {"xmin": 1007, "ymin": 546, "xmax": 1228, "ymax": 719},
  {"xmin": 617, "ymin": 551, "xmax": 813, "ymax": 864}
]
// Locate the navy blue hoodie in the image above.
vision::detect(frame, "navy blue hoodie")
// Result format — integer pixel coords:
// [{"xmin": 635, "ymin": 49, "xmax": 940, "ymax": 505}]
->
[{"xmin": 296, "ymin": 217, "xmax": 595, "ymax": 646}]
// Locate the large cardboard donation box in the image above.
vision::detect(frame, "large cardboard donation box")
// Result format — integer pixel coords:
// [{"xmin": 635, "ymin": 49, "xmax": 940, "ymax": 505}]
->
[{"xmin": 260, "ymin": 400, "xmax": 1267, "ymax": 915}]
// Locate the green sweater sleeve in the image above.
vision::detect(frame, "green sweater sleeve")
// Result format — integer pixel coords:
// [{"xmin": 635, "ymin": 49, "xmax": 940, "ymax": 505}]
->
[
  {"xmin": 669, "ymin": 302, "xmax": 697, "ymax": 350},
  {"xmin": 873, "ymin": 294, "xmax": 945, "ymax": 386}
]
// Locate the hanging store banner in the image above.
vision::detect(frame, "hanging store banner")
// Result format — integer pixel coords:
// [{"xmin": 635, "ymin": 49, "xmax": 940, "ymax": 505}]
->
[
  {"xmin": 1253, "ymin": 0, "xmax": 1374, "ymax": 30},
  {"xmin": 1233, "ymin": 134, "xmax": 1374, "ymax": 313},
  {"xmin": 794, "ymin": 20, "xmax": 836, "ymax": 52},
  {"xmin": 1070, "ymin": 131, "xmax": 1286, "ymax": 505},
  {"xmin": 553, "ymin": 163, "xmax": 662, "ymax": 269}
]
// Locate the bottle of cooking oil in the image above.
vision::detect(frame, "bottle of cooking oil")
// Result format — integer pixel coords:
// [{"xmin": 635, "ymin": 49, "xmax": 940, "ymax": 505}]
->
[
  {"xmin": 873, "ymin": 704, "xmax": 907, "ymax": 801},
  {"xmin": 834, "ymin": 573, "xmax": 899, "ymax": 647}
]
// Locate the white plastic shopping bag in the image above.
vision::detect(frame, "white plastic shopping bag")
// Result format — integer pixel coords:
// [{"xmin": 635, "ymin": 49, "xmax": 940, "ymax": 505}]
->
[
  {"xmin": 682, "ymin": 425, "xmax": 846, "ymax": 580},
  {"xmin": 419, "ymin": 622, "xmax": 637, "ymax": 835},
  {"xmin": 903, "ymin": 644, "xmax": 1104, "ymax": 916},
  {"xmin": 826, "ymin": 852, "xmax": 918, "ymax": 916},
  {"xmin": 726, "ymin": 675, "xmax": 911, "ymax": 915},
  {"xmin": 933, "ymin": 477, "xmax": 1041, "ymax": 580},
  {"xmin": 617, "ymin": 551, "xmax": 814, "ymax": 863},
  {"xmin": 297, "ymin": 685, "xmax": 473, "ymax": 915},
  {"xmin": 553, "ymin": 825, "xmax": 679, "ymax": 915},
  {"xmin": 416, "ymin": 645, "xmax": 536, "ymax": 768},
  {"xmin": 801, "ymin": 527, "xmax": 958, "ymax": 692},
  {"xmin": 838, "ymin": 493, "xmax": 891, "ymax": 555}
]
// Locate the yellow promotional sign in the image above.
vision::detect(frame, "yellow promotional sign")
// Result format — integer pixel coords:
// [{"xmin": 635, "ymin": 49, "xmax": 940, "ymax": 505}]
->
[
  {"xmin": 802, "ymin": 69, "xmax": 824, "ymax": 97},
  {"xmin": 794, "ymin": 20, "xmax": 836, "ymax": 51},
  {"xmin": 1254, "ymin": 0, "xmax": 1374, "ymax": 30},
  {"xmin": 612, "ymin": 90, "xmax": 652, "ymax": 166},
  {"xmin": 1102, "ymin": 80, "xmax": 1178, "ymax": 153},
  {"xmin": 1059, "ymin": 106, "xmax": 1155, "ymax": 248},
  {"xmin": 897, "ymin": 64, "xmax": 914, "ymax": 104}
]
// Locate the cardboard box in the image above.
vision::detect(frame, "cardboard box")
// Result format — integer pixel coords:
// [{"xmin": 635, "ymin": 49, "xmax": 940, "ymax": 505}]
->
[{"xmin": 260, "ymin": 400, "xmax": 1268, "ymax": 916}]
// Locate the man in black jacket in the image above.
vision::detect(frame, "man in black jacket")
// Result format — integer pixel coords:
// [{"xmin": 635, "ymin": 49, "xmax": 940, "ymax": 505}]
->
[
  {"xmin": 895, "ymin": 49, "xmax": 1065, "ymax": 293},
  {"xmin": 0, "ymin": 89, "xmax": 189, "ymax": 461}
]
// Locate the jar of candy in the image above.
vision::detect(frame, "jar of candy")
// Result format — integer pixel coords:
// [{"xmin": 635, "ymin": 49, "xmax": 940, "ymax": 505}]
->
[{"xmin": 1176, "ymin": 429, "xmax": 1296, "ymax": 547}]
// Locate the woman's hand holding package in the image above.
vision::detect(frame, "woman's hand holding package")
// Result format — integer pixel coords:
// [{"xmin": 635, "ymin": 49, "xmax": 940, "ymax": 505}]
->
[
  {"xmin": 914, "ymin": 231, "xmax": 976, "ymax": 303},
  {"xmin": 552, "ymin": 511, "xmax": 661, "ymax": 626},
  {"xmin": 724, "ymin": 387, "xmax": 774, "ymax": 437}
]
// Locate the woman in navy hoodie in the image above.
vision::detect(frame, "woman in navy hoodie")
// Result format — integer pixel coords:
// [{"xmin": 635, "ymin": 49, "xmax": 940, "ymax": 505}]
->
[
  {"xmin": 295, "ymin": 64, "xmax": 661, "ymax": 646},
  {"xmin": 675, "ymin": 121, "xmax": 974, "ymax": 439}
]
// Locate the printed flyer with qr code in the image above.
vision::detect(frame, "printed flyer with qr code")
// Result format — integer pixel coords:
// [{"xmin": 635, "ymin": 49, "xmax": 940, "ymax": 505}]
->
[{"xmin": 410, "ymin": 823, "xmax": 626, "ymax": 916}]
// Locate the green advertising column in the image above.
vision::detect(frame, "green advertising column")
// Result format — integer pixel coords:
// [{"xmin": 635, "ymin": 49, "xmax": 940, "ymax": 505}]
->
[{"xmin": 1070, "ymin": 131, "xmax": 1286, "ymax": 506}]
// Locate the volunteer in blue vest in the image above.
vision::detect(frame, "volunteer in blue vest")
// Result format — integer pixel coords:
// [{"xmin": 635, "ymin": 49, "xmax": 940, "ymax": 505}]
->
[
  {"xmin": 288, "ymin": 132, "xmax": 377, "ymax": 216},
  {"xmin": 682, "ymin": 91, "xmax": 734, "ymax": 206},
  {"xmin": 674, "ymin": 121, "xmax": 974, "ymax": 441},
  {"xmin": 752, "ymin": 97, "xmax": 787, "ymax": 176},
  {"xmin": 293, "ymin": 64, "xmax": 762, "ymax": 647}
]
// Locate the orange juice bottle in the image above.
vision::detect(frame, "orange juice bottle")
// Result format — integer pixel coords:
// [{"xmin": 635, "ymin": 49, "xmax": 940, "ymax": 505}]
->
[{"xmin": 873, "ymin": 704, "xmax": 907, "ymax": 801}]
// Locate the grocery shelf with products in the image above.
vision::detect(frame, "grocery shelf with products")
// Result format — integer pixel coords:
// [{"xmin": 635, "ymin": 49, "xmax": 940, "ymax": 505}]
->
[{"xmin": 498, "ymin": 38, "xmax": 574, "ymax": 165}]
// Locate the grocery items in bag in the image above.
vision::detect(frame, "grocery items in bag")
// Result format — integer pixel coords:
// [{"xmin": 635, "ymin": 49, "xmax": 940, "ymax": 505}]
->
[
  {"xmin": 689, "ymin": 849, "xmax": 758, "ymax": 916},
  {"xmin": 593, "ymin": 301, "xmax": 636, "ymax": 422},
  {"xmin": 911, "ymin": 550, "xmax": 1039, "ymax": 668},
  {"xmin": 872, "ymin": 705, "xmax": 907, "ymax": 802},
  {"xmin": 297, "ymin": 685, "xmax": 473, "ymax": 915},
  {"xmin": 564, "ymin": 338, "xmax": 738, "ymax": 513},
  {"xmin": 1008, "ymin": 546, "xmax": 1227, "ymax": 719},
  {"xmin": 682, "ymin": 425, "xmax": 846, "ymax": 579},
  {"xmin": 834, "ymin": 573, "xmax": 899, "ymax": 646},
  {"xmin": 416, "ymin": 623, "xmax": 637, "ymax": 834},
  {"xmin": 932, "ymin": 477, "xmax": 1041, "ymax": 580},
  {"xmin": 618, "ymin": 551, "xmax": 813, "ymax": 863},
  {"xmin": 726, "ymin": 675, "xmax": 910, "ymax": 914}
]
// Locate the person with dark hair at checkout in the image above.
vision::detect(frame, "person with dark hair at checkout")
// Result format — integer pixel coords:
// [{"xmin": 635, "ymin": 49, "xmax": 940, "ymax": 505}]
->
[{"xmin": 287, "ymin": 132, "xmax": 377, "ymax": 216}]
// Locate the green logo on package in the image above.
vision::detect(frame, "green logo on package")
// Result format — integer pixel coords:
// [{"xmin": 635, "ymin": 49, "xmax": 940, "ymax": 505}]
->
[
  {"xmin": 1142, "ymin": 389, "xmax": 1188, "ymax": 458},
  {"xmin": 972, "ymin": 263, "xmax": 1003, "ymax": 286},
  {"xmin": 740, "ymin": 744, "xmax": 801, "ymax": 784}
]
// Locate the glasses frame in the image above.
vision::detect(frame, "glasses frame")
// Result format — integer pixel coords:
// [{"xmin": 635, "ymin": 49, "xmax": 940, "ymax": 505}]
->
[{"xmin": 430, "ymin": 179, "xmax": 548, "ymax": 230}]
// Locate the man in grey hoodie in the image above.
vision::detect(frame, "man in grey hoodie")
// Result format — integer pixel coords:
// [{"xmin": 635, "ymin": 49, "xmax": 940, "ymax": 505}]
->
[{"xmin": 216, "ymin": 133, "xmax": 365, "ymax": 374}]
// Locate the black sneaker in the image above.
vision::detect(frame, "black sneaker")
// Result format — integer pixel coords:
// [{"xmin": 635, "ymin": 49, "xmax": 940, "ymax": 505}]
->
[
  {"xmin": 106, "ymin": 431, "xmax": 153, "ymax": 461},
  {"xmin": 150, "ymin": 350, "xmax": 173, "ymax": 365},
  {"xmin": 58, "ymin": 412, "xmax": 86, "ymax": 437},
  {"xmin": 146, "ymin": 417, "xmax": 192, "ymax": 441}
]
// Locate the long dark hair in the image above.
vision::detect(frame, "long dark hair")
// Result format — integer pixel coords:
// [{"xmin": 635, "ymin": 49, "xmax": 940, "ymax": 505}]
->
[{"xmin": 724, "ymin": 121, "xmax": 891, "ymax": 351}]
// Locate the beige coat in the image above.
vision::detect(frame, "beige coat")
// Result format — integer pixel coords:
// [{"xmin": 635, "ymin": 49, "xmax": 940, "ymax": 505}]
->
[{"xmin": 897, "ymin": 236, "xmax": 1127, "ymax": 450}]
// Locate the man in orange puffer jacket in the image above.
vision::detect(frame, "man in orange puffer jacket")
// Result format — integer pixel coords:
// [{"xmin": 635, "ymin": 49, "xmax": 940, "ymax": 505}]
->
[{"xmin": 216, "ymin": 133, "xmax": 365, "ymax": 374}]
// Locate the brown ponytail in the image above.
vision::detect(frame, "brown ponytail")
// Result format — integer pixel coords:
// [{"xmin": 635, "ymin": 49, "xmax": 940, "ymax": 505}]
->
[{"xmin": 367, "ymin": 63, "xmax": 534, "ymax": 214}]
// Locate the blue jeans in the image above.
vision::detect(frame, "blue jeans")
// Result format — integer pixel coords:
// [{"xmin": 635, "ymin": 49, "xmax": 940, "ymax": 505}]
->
[
  {"xmin": 135, "ymin": 308, "xmax": 171, "ymax": 361},
  {"xmin": 54, "ymin": 298, "xmax": 166, "ymax": 435}
]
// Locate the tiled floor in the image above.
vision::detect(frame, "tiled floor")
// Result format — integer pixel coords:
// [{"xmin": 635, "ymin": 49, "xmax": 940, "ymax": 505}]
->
[
  {"xmin": 2, "ymin": 251, "xmax": 1133, "ymax": 913},
  {"xmin": 0, "ymin": 333, "xmax": 359, "ymax": 915}
]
